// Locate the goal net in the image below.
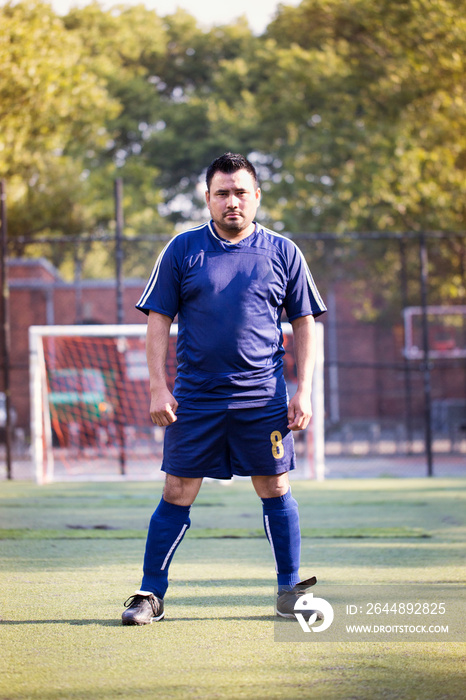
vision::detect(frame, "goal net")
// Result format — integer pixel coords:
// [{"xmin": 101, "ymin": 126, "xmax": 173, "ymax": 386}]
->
[
  {"xmin": 403, "ymin": 305, "xmax": 466, "ymax": 360},
  {"xmin": 29, "ymin": 322, "xmax": 325, "ymax": 483}
]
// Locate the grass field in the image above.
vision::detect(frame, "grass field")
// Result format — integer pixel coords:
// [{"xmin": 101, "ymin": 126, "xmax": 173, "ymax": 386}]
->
[{"xmin": 1, "ymin": 477, "xmax": 465, "ymax": 699}]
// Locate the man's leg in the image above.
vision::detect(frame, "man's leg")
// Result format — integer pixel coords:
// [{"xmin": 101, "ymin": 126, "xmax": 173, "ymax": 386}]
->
[
  {"xmin": 252, "ymin": 472, "xmax": 320, "ymax": 619},
  {"xmin": 141, "ymin": 474, "xmax": 202, "ymax": 597},
  {"xmin": 229, "ymin": 404, "xmax": 301, "ymax": 593},
  {"xmin": 252, "ymin": 473, "xmax": 301, "ymax": 592},
  {"xmin": 122, "ymin": 475, "xmax": 202, "ymax": 625}
]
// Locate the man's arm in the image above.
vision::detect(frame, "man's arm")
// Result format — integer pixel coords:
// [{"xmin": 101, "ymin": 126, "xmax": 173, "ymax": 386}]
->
[
  {"xmin": 146, "ymin": 310, "xmax": 178, "ymax": 426},
  {"xmin": 287, "ymin": 314, "xmax": 316, "ymax": 431}
]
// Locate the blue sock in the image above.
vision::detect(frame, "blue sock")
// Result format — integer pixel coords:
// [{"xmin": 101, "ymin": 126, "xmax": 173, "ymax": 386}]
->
[
  {"xmin": 261, "ymin": 488, "xmax": 301, "ymax": 594},
  {"xmin": 140, "ymin": 497, "xmax": 191, "ymax": 599}
]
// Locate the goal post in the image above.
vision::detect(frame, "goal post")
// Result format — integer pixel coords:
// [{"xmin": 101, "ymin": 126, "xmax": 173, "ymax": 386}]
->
[
  {"xmin": 403, "ymin": 305, "xmax": 466, "ymax": 360},
  {"xmin": 29, "ymin": 322, "xmax": 325, "ymax": 484}
]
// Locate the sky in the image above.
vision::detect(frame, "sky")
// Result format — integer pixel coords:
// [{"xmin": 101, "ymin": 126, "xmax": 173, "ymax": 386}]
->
[{"xmin": 50, "ymin": 0, "xmax": 301, "ymax": 34}]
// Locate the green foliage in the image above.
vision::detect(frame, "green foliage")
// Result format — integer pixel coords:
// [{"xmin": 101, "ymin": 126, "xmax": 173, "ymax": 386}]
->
[
  {"xmin": 263, "ymin": 0, "xmax": 466, "ymax": 233},
  {"xmin": 0, "ymin": 0, "xmax": 120, "ymax": 272},
  {"xmin": 1, "ymin": 0, "xmax": 465, "ymax": 290},
  {"xmin": 0, "ymin": 0, "xmax": 116, "ymax": 177}
]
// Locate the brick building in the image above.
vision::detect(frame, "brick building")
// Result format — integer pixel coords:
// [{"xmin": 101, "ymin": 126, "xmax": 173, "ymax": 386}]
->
[
  {"xmin": 2, "ymin": 257, "xmax": 465, "ymax": 443},
  {"xmin": 6, "ymin": 258, "xmax": 146, "ymax": 432}
]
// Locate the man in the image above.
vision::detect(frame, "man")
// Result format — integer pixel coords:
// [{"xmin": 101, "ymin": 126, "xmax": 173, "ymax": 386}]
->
[{"xmin": 122, "ymin": 152, "xmax": 326, "ymax": 625}]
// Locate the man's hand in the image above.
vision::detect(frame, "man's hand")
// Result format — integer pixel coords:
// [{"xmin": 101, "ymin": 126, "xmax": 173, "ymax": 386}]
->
[
  {"xmin": 287, "ymin": 389, "xmax": 312, "ymax": 431},
  {"xmin": 150, "ymin": 388, "xmax": 178, "ymax": 426}
]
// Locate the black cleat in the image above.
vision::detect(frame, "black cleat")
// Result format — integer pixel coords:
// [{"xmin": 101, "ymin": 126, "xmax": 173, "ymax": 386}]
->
[
  {"xmin": 122, "ymin": 592, "xmax": 165, "ymax": 626},
  {"xmin": 276, "ymin": 576, "xmax": 323, "ymax": 620}
]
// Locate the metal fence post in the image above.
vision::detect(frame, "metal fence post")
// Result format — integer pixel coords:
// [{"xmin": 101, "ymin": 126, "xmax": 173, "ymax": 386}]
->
[
  {"xmin": 114, "ymin": 178, "xmax": 126, "ymax": 475},
  {"xmin": 1, "ymin": 180, "xmax": 12, "ymax": 479},
  {"xmin": 114, "ymin": 178, "xmax": 124, "ymax": 326},
  {"xmin": 419, "ymin": 233, "xmax": 434, "ymax": 476}
]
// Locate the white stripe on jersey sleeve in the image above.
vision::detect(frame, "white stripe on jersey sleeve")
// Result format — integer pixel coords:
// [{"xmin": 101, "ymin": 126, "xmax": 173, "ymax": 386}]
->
[
  {"xmin": 295, "ymin": 244, "xmax": 327, "ymax": 313},
  {"xmin": 136, "ymin": 238, "xmax": 173, "ymax": 309},
  {"xmin": 136, "ymin": 223, "xmax": 207, "ymax": 309},
  {"xmin": 259, "ymin": 226, "xmax": 327, "ymax": 313}
]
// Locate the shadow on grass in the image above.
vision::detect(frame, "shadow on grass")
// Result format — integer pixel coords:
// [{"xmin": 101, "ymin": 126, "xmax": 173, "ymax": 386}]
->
[
  {"xmin": 1, "ymin": 619, "xmax": 121, "ymax": 626},
  {"xmin": 0, "ymin": 613, "xmax": 277, "ymax": 626}
]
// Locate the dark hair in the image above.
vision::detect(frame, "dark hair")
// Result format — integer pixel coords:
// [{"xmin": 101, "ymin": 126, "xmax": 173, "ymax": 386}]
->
[{"xmin": 206, "ymin": 152, "xmax": 258, "ymax": 191}]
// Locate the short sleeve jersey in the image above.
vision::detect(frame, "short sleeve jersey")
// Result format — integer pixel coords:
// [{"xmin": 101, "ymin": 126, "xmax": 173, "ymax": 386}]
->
[{"xmin": 136, "ymin": 221, "xmax": 326, "ymax": 409}]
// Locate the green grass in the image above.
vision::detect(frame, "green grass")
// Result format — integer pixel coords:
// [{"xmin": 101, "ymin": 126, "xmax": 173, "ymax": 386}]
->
[
  {"xmin": 0, "ymin": 478, "xmax": 465, "ymax": 699},
  {"xmin": 0, "ymin": 526, "xmax": 430, "ymax": 539}
]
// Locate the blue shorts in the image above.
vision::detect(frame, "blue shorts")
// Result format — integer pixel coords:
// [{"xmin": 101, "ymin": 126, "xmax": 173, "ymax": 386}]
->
[{"xmin": 161, "ymin": 402, "xmax": 296, "ymax": 480}]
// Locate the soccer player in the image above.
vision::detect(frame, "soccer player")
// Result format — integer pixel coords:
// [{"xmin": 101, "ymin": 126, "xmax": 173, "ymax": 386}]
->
[{"xmin": 122, "ymin": 153, "xmax": 327, "ymax": 625}]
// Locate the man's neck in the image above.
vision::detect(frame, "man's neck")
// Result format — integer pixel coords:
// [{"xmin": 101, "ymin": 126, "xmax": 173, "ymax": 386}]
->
[{"xmin": 214, "ymin": 222, "xmax": 256, "ymax": 244}]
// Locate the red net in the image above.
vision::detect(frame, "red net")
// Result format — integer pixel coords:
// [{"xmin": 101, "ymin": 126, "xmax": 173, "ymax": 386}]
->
[{"xmin": 40, "ymin": 329, "xmax": 313, "ymax": 479}]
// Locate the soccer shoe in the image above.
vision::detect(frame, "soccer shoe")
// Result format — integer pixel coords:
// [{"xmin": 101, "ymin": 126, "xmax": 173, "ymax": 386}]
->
[
  {"xmin": 122, "ymin": 591, "xmax": 165, "ymax": 625},
  {"xmin": 276, "ymin": 576, "xmax": 323, "ymax": 620}
]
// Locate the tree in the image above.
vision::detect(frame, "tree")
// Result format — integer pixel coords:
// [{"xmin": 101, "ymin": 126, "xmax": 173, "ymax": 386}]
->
[
  {"xmin": 254, "ymin": 0, "xmax": 466, "ymax": 311},
  {"xmin": 0, "ymin": 0, "xmax": 119, "ymax": 270},
  {"xmin": 262, "ymin": 0, "xmax": 466, "ymax": 235},
  {"xmin": 64, "ymin": 5, "xmax": 262, "ymax": 227},
  {"xmin": 2, "ymin": 0, "xmax": 464, "ymax": 302}
]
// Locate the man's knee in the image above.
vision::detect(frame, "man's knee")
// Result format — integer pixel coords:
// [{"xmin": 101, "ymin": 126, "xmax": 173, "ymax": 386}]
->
[
  {"xmin": 251, "ymin": 472, "xmax": 290, "ymax": 499},
  {"xmin": 163, "ymin": 474, "xmax": 203, "ymax": 506}
]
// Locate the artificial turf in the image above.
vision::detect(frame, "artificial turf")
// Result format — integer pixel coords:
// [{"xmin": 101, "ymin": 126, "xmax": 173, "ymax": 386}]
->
[{"xmin": 0, "ymin": 477, "xmax": 465, "ymax": 699}]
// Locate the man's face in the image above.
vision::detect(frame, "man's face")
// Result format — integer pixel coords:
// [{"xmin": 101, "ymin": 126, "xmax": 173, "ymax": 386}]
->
[{"xmin": 205, "ymin": 169, "xmax": 261, "ymax": 241}]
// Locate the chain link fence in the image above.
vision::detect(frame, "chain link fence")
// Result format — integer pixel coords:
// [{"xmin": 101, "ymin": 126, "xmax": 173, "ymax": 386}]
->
[{"xmin": 1, "ymin": 221, "xmax": 465, "ymax": 479}]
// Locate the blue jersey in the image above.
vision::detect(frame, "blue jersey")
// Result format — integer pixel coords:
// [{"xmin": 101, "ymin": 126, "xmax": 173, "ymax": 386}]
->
[{"xmin": 136, "ymin": 221, "xmax": 326, "ymax": 408}]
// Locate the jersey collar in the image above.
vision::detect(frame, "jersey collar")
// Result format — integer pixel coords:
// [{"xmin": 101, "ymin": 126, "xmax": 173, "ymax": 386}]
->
[{"xmin": 208, "ymin": 220, "xmax": 259, "ymax": 246}]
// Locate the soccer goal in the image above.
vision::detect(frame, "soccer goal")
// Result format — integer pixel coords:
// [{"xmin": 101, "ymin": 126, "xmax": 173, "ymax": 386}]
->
[
  {"xmin": 29, "ymin": 322, "xmax": 325, "ymax": 484},
  {"xmin": 403, "ymin": 305, "xmax": 466, "ymax": 360}
]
